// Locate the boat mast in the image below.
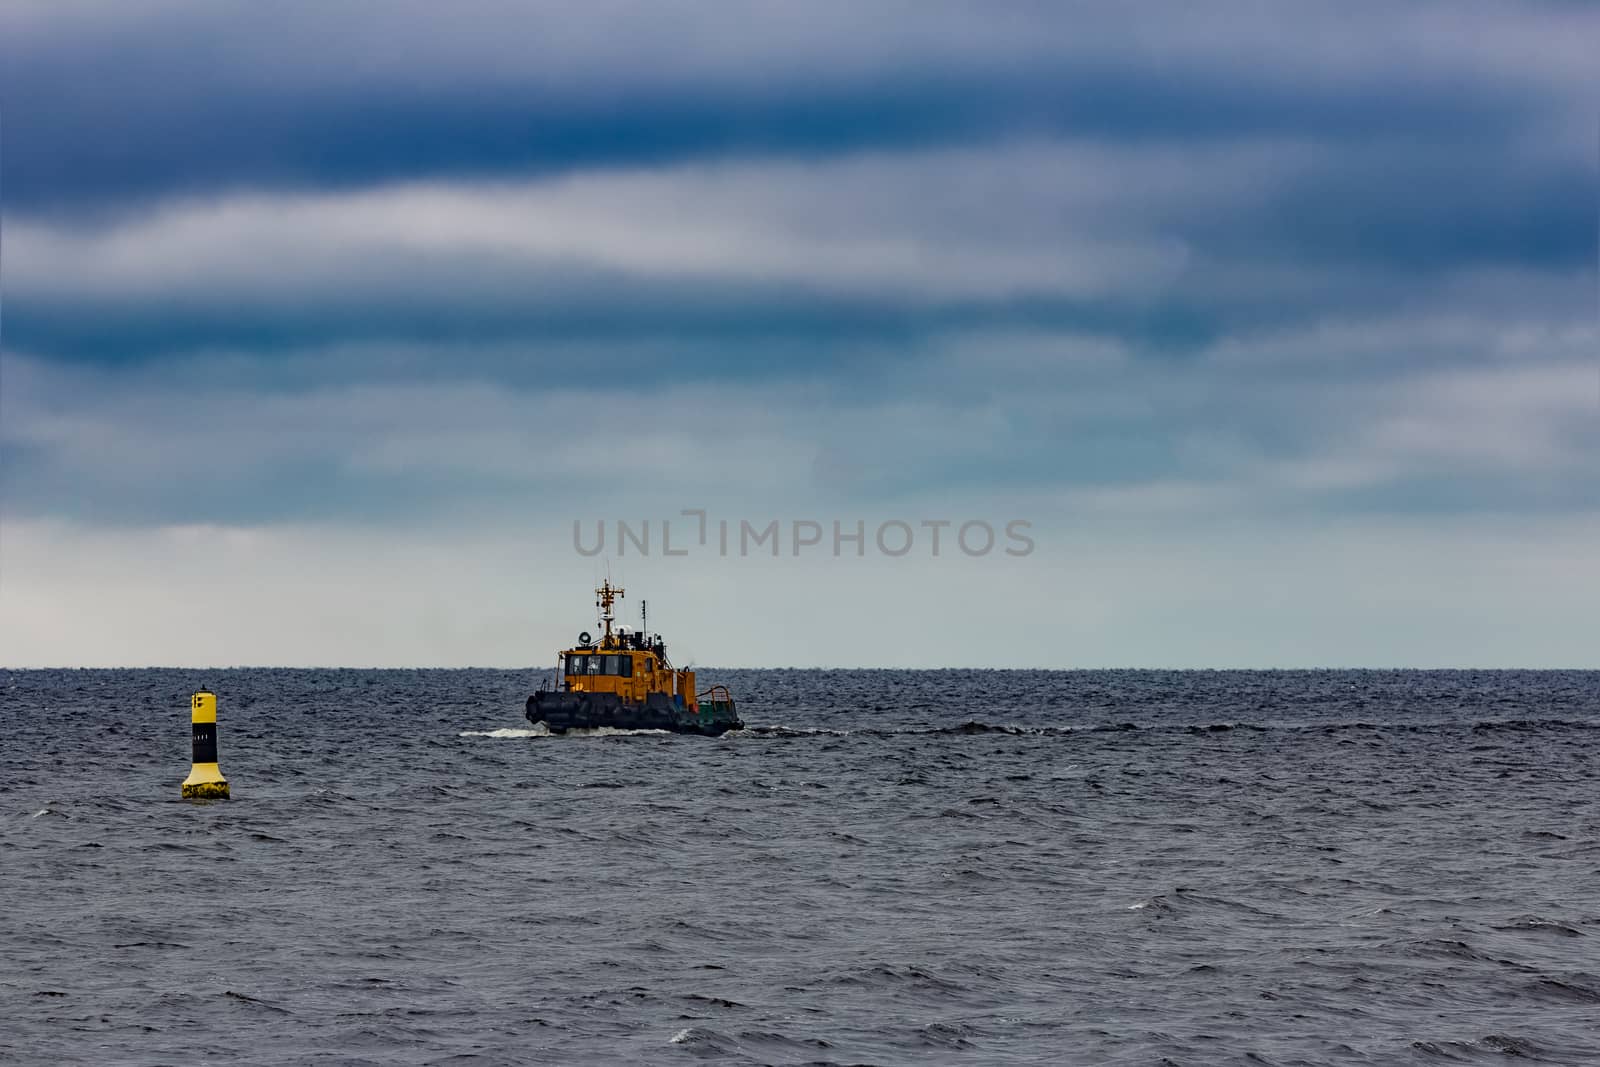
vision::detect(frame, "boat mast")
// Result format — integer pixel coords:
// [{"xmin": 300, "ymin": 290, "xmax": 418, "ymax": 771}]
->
[{"xmin": 596, "ymin": 579, "xmax": 624, "ymax": 648}]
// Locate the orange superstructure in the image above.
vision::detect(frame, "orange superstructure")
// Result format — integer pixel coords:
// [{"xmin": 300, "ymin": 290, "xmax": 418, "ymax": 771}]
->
[{"xmin": 559, "ymin": 581, "xmax": 698, "ymax": 709}]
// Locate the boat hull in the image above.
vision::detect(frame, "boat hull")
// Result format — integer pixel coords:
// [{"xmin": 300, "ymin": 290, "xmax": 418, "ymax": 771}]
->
[{"xmin": 526, "ymin": 690, "xmax": 742, "ymax": 737}]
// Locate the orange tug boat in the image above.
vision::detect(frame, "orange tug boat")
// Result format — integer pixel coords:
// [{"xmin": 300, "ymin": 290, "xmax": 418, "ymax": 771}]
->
[{"xmin": 526, "ymin": 581, "xmax": 742, "ymax": 736}]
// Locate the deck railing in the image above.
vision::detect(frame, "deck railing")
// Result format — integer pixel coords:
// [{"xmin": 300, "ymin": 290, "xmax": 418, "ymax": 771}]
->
[{"xmin": 696, "ymin": 684, "xmax": 733, "ymax": 709}]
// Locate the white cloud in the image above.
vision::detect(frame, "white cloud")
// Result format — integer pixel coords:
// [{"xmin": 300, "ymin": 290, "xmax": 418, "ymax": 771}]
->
[
  {"xmin": 8, "ymin": 139, "xmax": 1317, "ymax": 305},
  {"xmin": 1205, "ymin": 309, "xmax": 1598, "ymax": 372},
  {"xmin": 1228, "ymin": 358, "xmax": 1599, "ymax": 494},
  {"xmin": 3, "ymin": 512, "xmax": 1596, "ymax": 668}
]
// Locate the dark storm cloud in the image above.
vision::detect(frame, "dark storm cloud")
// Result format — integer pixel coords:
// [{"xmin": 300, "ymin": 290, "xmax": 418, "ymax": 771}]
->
[
  {"xmin": 2, "ymin": 0, "xmax": 1590, "ymax": 217},
  {"xmin": 0, "ymin": 65, "xmax": 1541, "ymax": 219},
  {"xmin": 1, "ymin": 0, "xmax": 1594, "ymax": 529},
  {"xmin": 1, "ymin": 0, "xmax": 1590, "ymax": 376},
  {"xmin": 1187, "ymin": 145, "xmax": 1596, "ymax": 273},
  {"xmin": 0, "ymin": 283, "xmax": 1252, "ymax": 368}
]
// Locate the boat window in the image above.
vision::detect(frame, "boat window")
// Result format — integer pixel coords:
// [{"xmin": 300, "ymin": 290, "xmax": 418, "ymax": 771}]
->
[
  {"xmin": 620, "ymin": 656, "xmax": 633, "ymax": 678},
  {"xmin": 565, "ymin": 654, "xmax": 583, "ymax": 675},
  {"xmin": 602, "ymin": 654, "xmax": 620, "ymax": 675},
  {"xmin": 586, "ymin": 655, "xmax": 601, "ymax": 674}
]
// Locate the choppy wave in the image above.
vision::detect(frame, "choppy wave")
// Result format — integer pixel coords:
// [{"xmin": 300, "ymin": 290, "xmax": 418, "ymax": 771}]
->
[
  {"xmin": 459, "ymin": 726, "xmax": 550, "ymax": 738},
  {"xmin": 735, "ymin": 716, "xmax": 1600, "ymax": 740},
  {"xmin": 4, "ymin": 667, "xmax": 1598, "ymax": 1065},
  {"xmin": 460, "ymin": 724, "xmax": 669, "ymax": 738},
  {"xmin": 459, "ymin": 716, "xmax": 1600, "ymax": 744}
]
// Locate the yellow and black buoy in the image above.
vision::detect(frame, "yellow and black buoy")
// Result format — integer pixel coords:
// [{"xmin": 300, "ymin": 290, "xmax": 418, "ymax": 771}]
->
[{"xmin": 181, "ymin": 691, "xmax": 230, "ymax": 799}]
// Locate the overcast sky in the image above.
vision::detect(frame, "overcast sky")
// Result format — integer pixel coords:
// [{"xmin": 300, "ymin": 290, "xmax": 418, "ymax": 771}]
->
[{"xmin": 1, "ymin": 0, "xmax": 1595, "ymax": 667}]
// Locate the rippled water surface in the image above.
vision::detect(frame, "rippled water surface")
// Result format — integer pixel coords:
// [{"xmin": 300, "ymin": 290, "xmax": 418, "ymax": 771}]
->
[{"xmin": 4, "ymin": 669, "xmax": 1600, "ymax": 1065}]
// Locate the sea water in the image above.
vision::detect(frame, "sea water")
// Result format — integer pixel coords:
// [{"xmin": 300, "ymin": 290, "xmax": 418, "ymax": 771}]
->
[{"xmin": 3, "ymin": 668, "xmax": 1599, "ymax": 1064}]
